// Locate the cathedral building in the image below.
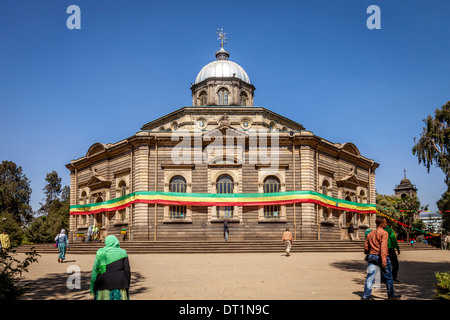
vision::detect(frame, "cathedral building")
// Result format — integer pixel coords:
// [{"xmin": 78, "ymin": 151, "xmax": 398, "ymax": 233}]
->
[{"xmin": 67, "ymin": 31, "xmax": 379, "ymax": 242}]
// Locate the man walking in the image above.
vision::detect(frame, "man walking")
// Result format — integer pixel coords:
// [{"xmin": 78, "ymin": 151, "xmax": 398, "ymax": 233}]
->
[
  {"xmin": 385, "ymin": 220, "xmax": 400, "ymax": 283},
  {"xmin": 224, "ymin": 219, "xmax": 229, "ymax": 241},
  {"xmin": 362, "ymin": 216, "xmax": 401, "ymax": 300},
  {"xmin": 282, "ymin": 228, "xmax": 293, "ymax": 256}
]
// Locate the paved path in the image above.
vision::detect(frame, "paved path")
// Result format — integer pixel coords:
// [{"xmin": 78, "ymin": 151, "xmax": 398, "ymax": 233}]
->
[{"xmin": 17, "ymin": 250, "xmax": 450, "ymax": 300}]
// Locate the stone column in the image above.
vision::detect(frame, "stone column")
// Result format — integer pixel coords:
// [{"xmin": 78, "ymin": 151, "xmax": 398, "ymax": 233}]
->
[
  {"xmin": 69, "ymin": 169, "xmax": 77, "ymax": 241},
  {"xmin": 299, "ymin": 142, "xmax": 317, "ymax": 240},
  {"xmin": 132, "ymin": 143, "xmax": 150, "ymax": 240}
]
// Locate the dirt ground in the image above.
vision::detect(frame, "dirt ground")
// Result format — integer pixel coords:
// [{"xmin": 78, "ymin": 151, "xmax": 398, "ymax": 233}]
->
[{"xmin": 16, "ymin": 249, "xmax": 450, "ymax": 301}]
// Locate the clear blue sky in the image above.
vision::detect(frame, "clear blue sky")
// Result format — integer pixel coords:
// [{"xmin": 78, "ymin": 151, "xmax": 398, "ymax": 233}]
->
[{"xmin": 0, "ymin": 0, "xmax": 448, "ymax": 213}]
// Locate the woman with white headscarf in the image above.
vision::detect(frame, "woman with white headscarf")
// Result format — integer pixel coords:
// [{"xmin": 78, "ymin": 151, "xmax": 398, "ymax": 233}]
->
[{"xmin": 55, "ymin": 229, "xmax": 69, "ymax": 263}]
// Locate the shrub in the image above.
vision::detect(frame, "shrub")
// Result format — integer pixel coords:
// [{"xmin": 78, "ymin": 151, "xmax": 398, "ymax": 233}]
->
[
  {"xmin": 434, "ymin": 271, "xmax": 450, "ymax": 300},
  {"xmin": 0, "ymin": 248, "xmax": 40, "ymax": 300}
]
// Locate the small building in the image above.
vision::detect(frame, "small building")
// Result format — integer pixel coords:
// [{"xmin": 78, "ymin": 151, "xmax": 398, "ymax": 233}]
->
[
  {"xmin": 394, "ymin": 171, "xmax": 417, "ymax": 199},
  {"xmin": 420, "ymin": 212, "xmax": 442, "ymax": 233}
]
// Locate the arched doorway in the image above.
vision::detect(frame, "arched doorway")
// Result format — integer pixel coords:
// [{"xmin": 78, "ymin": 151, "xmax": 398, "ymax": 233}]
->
[
  {"xmin": 94, "ymin": 196, "xmax": 109, "ymax": 241},
  {"xmin": 341, "ymin": 195, "xmax": 355, "ymax": 240}
]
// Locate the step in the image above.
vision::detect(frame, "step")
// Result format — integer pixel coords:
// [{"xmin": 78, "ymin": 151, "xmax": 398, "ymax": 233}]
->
[{"xmin": 14, "ymin": 240, "xmax": 437, "ymax": 254}]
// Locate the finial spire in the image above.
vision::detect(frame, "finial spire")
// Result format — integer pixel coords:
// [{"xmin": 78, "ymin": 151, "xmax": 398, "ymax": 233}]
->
[
  {"xmin": 404, "ymin": 168, "xmax": 406, "ymax": 178},
  {"xmin": 217, "ymin": 28, "xmax": 228, "ymax": 48},
  {"xmin": 215, "ymin": 28, "xmax": 230, "ymax": 60}
]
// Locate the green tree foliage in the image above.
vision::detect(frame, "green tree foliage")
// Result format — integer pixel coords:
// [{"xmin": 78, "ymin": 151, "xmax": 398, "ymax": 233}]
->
[
  {"xmin": 0, "ymin": 161, "xmax": 33, "ymax": 226},
  {"xmin": 40, "ymin": 170, "xmax": 62, "ymax": 209},
  {"xmin": 437, "ymin": 187, "xmax": 450, "ymax": 233},
  {"xmin": 0, "ymin": 248, "xmax": 40, "ymax": 300},
  {"xmin": 412, "ymin": 101, "xmax": 450, "ymax": 184},
  {"xmin": 412, "ymin": 101, "xmax": 450, "ymax": 233},
  {"xmin": 376, "ymin": 193, "xmax": 428, "ymax": 240},
  {"xmin": 26, "ymin": 172, "xmax": 70, "ymax": 243},
  {"xmin": 434, "ymin": 271, "xmax": 450, "ymax": 300}
]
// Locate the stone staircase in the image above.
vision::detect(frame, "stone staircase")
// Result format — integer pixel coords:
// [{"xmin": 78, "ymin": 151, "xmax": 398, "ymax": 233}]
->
[{"xmin": 15, "ymin": 240, "xmax": 437, "ymax": 255}]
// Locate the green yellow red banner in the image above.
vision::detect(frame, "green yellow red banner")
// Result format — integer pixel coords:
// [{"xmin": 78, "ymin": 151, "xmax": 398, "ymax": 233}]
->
[{"xmin": 69, "ymin": 190, "xmax": 377, "ymax": 215}]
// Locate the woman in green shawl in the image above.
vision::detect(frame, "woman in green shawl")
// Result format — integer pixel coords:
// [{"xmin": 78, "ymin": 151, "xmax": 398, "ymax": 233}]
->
[{"xmin": 90, "ymin": 235, "xmax": 131, "ymax": 300}]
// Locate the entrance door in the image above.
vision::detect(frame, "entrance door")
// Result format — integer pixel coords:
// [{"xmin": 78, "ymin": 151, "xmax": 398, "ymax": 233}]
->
[{"xmin": 94, "ymin": 196, "xmax": 108, "ymax": 241}]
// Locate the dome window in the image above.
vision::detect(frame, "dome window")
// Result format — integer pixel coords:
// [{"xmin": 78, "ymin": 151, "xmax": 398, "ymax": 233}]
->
[
  {"xmin": 218, "ymin": 88, "xmax": 229, "ymax": 106},
  {"xmin": 199, "ymin": 91, "xmax": 207, "ymax": 106},
  {"xmin": 240, "ymin": 93, "xmax": 248, "ymax": 106}
]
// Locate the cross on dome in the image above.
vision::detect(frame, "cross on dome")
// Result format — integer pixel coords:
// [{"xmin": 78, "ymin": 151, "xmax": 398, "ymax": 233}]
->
[{"xmin": 217, "ymin": 28, "xmax": 228, "ymax": 48}]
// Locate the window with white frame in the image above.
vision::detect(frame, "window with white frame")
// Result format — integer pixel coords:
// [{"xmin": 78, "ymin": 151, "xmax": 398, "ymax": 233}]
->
[
  {"xmin": 218, "ymin": 88, "xmax": 229, "ymax": 106},
  {"xmin": 199, "ymin": 91, "xmax": 207, "ymax": 106},
  {"xmin": 80, "ymin": 191, "xmax": 88, "ymax": 225},
  {"xmin": 321, "ymin": 180, "xmax": 331, "ymax": 220},
  {"xmin": 240, "ymin": 92, "xmax": 248, "ymax": 106},
  {"xmin": 216, "ymin": 174, "xmax": 234, "ymax": 218},
  {"xmin": 257, "ymin": 169, "xmax": 286, "ymax": 222},
  {"xmin": 263, "ymin": 176, "xmax": 280, "ymax": 218},
  {"xmin": 117, "ymin": 181, "xmax": 128, "ymax": 221},
  {"xmin": 169, "ymin": 175, "xmax": 187, "ymax": 219}
]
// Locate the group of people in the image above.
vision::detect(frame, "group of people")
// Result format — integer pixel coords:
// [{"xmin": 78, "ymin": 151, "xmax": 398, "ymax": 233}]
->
[
  {"xmin": 54, "ymin": 228, "xmax": 131, "ymax": 300},
  {"xmin": 86, "ymin": 225, "xmax": 100, "ymax": 242},
  {"xmin": 51, "ymin": 215, "xmax": 406, "ymax": 301},
  {"xmin": 279, "ymin": 217, "xmax": 403, "ymax": 300},
  {"xmin": 442, "ymin": 233, "xmax": 450, "ymax": 250},
  {"xmin": 362, "ymin": 217, "xmax": 402, "ymax": 300}
]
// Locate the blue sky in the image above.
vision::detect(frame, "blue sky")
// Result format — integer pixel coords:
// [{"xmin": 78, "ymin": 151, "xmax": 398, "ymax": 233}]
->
[{"xmin": 0, "ymin": 0, "xmax": 448, "ymax": 213}]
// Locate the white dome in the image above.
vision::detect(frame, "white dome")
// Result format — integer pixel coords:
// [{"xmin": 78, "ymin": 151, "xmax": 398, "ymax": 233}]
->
[{"xmin": 195, "ymin": 59, "xmax": 251, "ymax": 84}]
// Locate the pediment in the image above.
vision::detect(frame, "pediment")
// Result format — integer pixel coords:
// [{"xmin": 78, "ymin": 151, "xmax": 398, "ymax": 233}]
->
[
  {"xmin": 342, "ymin": 143, "xmax": 361, "ymax": 156},
  {"xmin": 208, "ymin": 156, "xmax": 242, "ymax": 167},
  {"xmin": 86, "ymin": 143, "xmax": 106, "ymax": 158},
  {"xmin": 202, "ymin": 126, "xmax": 248, "ymax": 140},
  {"xmin": 87, "ymin": 175, "xmax": 111, "ymax": 189},
  {"xmin": 337, "ymin": 168, "xmax": 360, "ymax": 187}
]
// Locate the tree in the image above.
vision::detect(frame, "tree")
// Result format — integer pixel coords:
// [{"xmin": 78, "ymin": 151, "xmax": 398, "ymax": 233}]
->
[
  {"xmin": 412, "ymin": 101, "xmax": 450, "ymax": 185},
  {"xmin": 376, "ymin": 193, "xmax": 428, "ymax": 241},
  {"xmin": 0, "ymin": 161, "xmax": 33, "ymax": 226},
  {"xmin": 26, "ymin": 172, "xmax": 69, "ymax": 243},
  {"xmin": 0, "ymin": 248, "xmax": 40, "ymax": 300},
  {"xmin": 412, "ymin": 101, "xmax": 450, "ymax": 233},
  {"xmin": 437, "ymin": 187, "xmax": 450, "ymax": 233},
  {"xmin": 43, "ymin": 171, "xmax": 62, "ymax": 204}
]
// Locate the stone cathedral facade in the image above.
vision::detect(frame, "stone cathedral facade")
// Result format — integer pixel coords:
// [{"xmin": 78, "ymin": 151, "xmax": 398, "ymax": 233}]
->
[{"xmin": 67, "ymin": 34, "xmax": 379, "ymax": 242}]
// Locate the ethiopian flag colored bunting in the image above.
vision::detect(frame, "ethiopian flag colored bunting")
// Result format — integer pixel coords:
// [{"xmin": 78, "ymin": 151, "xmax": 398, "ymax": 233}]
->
[{"xmin": 69, "ymin": 190, "xmax": 377, "ymax": 215}]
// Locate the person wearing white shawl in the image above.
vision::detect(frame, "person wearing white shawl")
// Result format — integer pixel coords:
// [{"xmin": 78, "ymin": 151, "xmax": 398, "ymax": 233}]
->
[{"xmin": 55, "ymin": 229, "xmax": 69, "ymax": 263}]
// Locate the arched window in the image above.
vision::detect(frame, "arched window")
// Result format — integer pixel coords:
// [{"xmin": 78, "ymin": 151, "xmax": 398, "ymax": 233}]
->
[
  {"xmin": 216, "ymin": 174, "xmax": 234, "ymax": 218},
  {"xmin": 264, "ymin": 176, "xmax": 280, "ymax": 218},
  {"xmin": 359, "ymin": 190, "xmax": 366, "ymax": 203},
  {"xmin": 268, "ymin": 121, "xmax": 276, "ymax": 131},
  {"xmin": 344, "ymin": 195, "xmax": 354, "ymax": 226},
  {"xmin": 240, "ymin": 93, "xmax": 248, "ymax": 106},
  {"xmin": 169, "ymin": 176, "xmax": 187, "ymax": 219},
  {"xmin": 80, "ymin": 191, "xmax": 88, "ymax": 225},
  {"xmin": 218, "ymin": 88, "xmax": 229, "ymax": 106},
  {"xmin": 81, "ymin": 191, "xmax": 87, "ymax": 205},
  {"xmin": 119, "ymin": 181, "xmax": 127, "ymax": 197},
  {"xmin": 118, "ymin": 181, "xmax": 127, "ymax": 221},
  {"xmin": 321, "ymin": 181, "xmax": 331, "ymax": 220},
  {"xmin": 199, "ymin": 92, "xmax": 207, "ymax": 106},
  {"xmin": 95, "ymin": 196, "xmax": 103, "ymax": 228},
  {"xmin": 321, "ymin": 180, "xmax": 330, "ymax": 196}
]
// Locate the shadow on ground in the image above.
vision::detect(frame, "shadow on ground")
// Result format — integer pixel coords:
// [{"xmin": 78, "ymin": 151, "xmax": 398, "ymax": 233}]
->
[
  {"xmin": 20, "ymin": 269, "xmax": 148, "ymax": 300},
  {"xmin": 331, "ymin": 259, "xmax": 450, "ymax": 300}
]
